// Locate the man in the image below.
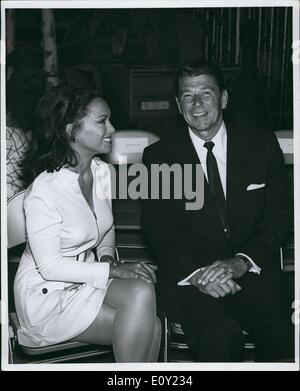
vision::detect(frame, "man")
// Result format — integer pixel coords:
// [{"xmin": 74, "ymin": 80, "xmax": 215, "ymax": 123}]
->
[{"xmin": 142, "ymin": 59, "xmax": 294, "ymax": 362}]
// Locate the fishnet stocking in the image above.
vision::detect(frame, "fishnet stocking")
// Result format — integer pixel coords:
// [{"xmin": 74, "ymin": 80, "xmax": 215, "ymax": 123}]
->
[
  {"xmin": 72, "ymin": 278, "xmax": 160, "ymax": 362},
  {"xmin": 105, "ymin": 278, "xmax": 158, "ymax": 362}
]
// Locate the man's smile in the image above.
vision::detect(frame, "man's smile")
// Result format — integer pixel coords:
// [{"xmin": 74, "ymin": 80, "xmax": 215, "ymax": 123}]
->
[{"xmin": 192, "ymin": 112, "xmax": 208, "ymax": 117}]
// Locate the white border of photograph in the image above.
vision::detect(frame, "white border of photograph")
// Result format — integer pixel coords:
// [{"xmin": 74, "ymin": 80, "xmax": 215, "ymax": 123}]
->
[{"xmin": 1, "ymin": 0, "xmax": 299, "ymax": 372}]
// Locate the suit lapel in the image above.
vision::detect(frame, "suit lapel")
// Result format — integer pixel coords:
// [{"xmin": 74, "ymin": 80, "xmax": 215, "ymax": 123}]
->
[
  {"xmin": 226, "ymin": 125, "xmax": 246, "ymax": 234},
  {"xmin": 171, "ymin": 128, "xmax": 229, "ymax": 244},
  {"xmin": 171, "ymin": 127, "xmax": 200, "ymax": 165},
  {"xmin": 172, "ymin": 129, "xmax": 212, "ymax": 204},
  {"xmin": 174, "ymin": 125, "xmax": 247, "ymax": 246}
]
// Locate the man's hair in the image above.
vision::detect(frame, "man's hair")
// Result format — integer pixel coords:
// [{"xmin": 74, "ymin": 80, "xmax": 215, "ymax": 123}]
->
[
  {"xmin": 21, "ymin": 85, "xmax": 102, "ymax": 186},
  {"xmin": 175, "ymin": 59, "xmax": 225, "ymax": 96}
]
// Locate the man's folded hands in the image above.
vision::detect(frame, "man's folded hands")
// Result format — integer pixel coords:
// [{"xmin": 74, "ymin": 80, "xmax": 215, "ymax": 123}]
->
[{"xmin": 187, "ymin": 261, "xmax": 244, "ymax": 298}]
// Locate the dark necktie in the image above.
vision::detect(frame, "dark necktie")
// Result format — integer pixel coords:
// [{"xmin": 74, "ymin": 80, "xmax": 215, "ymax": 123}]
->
[{"xmin": 204, "ymin": 141, "xmax": 231, "ymax": 240}]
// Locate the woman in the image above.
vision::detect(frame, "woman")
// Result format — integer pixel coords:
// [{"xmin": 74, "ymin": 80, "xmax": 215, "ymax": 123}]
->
[{"xmin": 14, "ymin": 86, "xmax": 161, "ymax": 362}]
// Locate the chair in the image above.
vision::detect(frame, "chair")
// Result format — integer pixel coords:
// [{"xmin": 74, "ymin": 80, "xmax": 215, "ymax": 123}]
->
[{"xmin": 7, "ymin": 191, "xmax": 113, "ymax": 364}]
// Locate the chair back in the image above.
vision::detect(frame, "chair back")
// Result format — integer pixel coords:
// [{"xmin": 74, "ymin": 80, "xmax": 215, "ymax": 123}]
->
[
  {"xmin": 7, "ymin": 190, "xmax": 26, "ymax": 249},
  {"xmin": 105, "ymin": 130, "xmax": 159, "ymax": 165}
]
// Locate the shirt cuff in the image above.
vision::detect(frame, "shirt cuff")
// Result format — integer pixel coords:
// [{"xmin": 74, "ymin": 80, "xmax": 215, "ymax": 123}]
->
[
  {"xmin": 90, "ymin": 262, "xmax": 110, "ymax": 289},
  {"xmin": 178, "ymin": 268, "xmax": 203, "ymax": 286},
  {"xmin": 236, "ymin": 253, "xmax": 261, "ymax": 274}
]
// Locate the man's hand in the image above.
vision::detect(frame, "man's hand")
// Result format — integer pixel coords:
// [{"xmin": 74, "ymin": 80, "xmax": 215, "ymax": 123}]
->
[
  {"xmin": 188, "ymin": 269, "xmax": 242, "ymax": 298},
  {"xmin": 198, "ymin": 257, "xmax": 248, "ymax": 286},
  {"xmin": 198, "ymin": 279, "xmax": 242, "ymax": 298}
]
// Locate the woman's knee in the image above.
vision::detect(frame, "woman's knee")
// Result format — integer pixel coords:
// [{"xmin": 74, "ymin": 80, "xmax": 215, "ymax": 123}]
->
[
  {"xmin": 127, "ymin": 279, "xmax": 156, "ymax": 304},
  {"xmin": 105, "ymin": 278, "xmax": 157, "ymax": 310}
]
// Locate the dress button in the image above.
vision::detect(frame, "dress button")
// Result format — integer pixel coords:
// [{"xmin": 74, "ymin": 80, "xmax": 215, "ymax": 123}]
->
[{"xmin": 42, "ymin": 288, "xmax": 48, "ymax": 294}]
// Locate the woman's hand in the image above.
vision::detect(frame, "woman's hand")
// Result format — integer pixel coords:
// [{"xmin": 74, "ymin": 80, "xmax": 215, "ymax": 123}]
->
[
  {"xmin": 100, "ymin": 254, "xmax": 118, "ymax": 266},
  {"xmin": 109, "ymin": 261, "xmax": 157, "ymax": 284}
]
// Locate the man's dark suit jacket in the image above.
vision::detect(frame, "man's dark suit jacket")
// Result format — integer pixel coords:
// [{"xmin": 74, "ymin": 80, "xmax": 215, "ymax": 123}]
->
[{"xmin": 141, "ymin": 124, "xmax": 293, "ymax": 320}]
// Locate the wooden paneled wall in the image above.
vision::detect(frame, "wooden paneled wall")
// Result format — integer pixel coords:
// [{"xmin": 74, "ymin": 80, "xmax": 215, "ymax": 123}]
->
[{"xmin": 197, "ymin": 7, "xmax": 293, "ymax": 129}]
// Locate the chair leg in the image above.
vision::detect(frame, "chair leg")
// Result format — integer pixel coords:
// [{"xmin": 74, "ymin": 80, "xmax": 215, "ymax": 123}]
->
[
  {"xmin": 8, "ymin": 325, "xmax": 16, "ymax": 364},
  {"xmin": 163, "ymin": 314, "xmax": 171, "ymax": 362}
]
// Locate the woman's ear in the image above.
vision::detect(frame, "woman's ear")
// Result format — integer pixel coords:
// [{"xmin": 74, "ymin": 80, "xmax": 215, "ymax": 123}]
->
[
  {"xmin": 66, "ymin": 122, "xmax": 81, "ymax": 142},
  {"xmin": 66, "ymin": 123, "xmax": 73, "ymax": 138}
]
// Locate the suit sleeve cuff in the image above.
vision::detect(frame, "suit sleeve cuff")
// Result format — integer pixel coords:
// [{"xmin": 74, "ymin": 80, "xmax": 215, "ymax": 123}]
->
[
  {"xmin": 178, "ymin": 268, "xmax": 203, "ymax": 286},
  {"xmin": 236, "ymin": 253, "xmax": 261, "ymax": 274}
]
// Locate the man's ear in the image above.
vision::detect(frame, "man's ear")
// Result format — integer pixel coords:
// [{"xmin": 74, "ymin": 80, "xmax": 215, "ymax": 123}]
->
[
  {"xmin": 175, "ymin": 96, "xmax": 182, "ymax": 115},
  {"xmin": 221, "ymin": 90, "xmax": 228, "ymax": 110}
]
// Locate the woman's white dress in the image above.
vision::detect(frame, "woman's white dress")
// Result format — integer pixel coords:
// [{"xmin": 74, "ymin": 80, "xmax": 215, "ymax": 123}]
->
[{"xmin": 14, "ymin": 158, "xmax": 115, "ymax": 347}]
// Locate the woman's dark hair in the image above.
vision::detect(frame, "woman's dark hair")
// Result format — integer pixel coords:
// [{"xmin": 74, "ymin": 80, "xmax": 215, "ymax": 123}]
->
[
  {"xmin": 175, "ymin": 59, "xmax": 225, "ymax": 97},
  {"xmin": 21, "ymin": 85, "xmax": 102, "ymax": 186}
]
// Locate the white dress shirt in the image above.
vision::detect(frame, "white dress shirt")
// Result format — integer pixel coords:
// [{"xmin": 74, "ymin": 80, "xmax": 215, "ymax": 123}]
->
[
  {"xmin": 189, "ymin": 121, "xmax": 227, "ymax": 196},
  {"xmin": 178, "ymin": 122, "xmax": 261, "ymax": 286}
]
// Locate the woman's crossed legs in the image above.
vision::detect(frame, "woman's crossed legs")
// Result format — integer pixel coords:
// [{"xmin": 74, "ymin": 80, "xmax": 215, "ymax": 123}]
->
[{"xmin": 73, "ymin": 278, "xmax": 161, "ymax": 362}]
